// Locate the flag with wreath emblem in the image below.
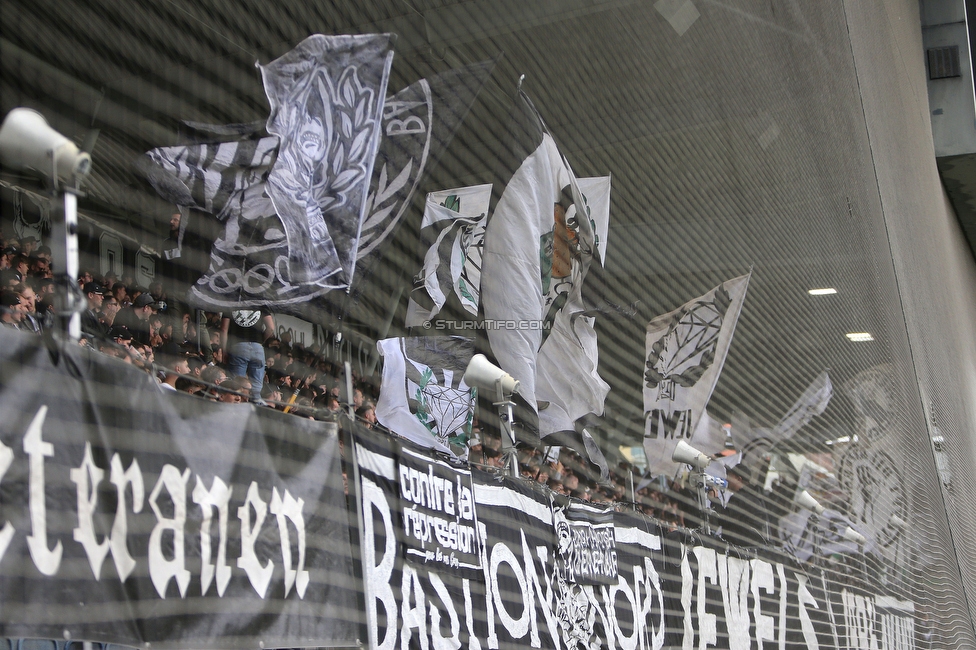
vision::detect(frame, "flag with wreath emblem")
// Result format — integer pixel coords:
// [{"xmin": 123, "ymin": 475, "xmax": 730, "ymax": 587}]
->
[
  {"xmin": 642, "ymin": 273, "xmax": 750, "ymax": 476},
  {"xmin": 262, "ymin": 34, "xmax": 394, "ymax": 289}
]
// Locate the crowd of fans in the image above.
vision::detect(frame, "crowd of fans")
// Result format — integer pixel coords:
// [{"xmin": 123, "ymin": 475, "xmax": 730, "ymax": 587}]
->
[
  {"xmin": 2, "ymin": 234, "xmax": 384, "ymax": 412},
  {"xmin": 2, "ymin": 231, "xmax": 800, "ymax": 552}
]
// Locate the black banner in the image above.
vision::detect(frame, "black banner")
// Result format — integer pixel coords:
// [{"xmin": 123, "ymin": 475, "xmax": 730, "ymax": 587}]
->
[
  {"xmin": 553, "ymin": 501, "xmax": 618, "ymax": 586},
  {"xmin": 397, "ymin": 446, "xmax": 480, "ymax": 573},
  {"xmin": 0, "ymin": 327, "xmax": 917, "ymax": 650},
  {"xmin": 0, "ymin": 329, "xmax": 358, "ymax": 649},
  {"xmin": 355, "ymin": 426, "xmax": 918, "ymax": 650}
]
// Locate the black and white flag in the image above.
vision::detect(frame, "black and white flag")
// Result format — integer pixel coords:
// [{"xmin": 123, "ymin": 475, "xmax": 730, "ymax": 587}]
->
[
  {"xmin": 551, "ymin": 501, "xmax": 617, "ymax": 586},
  {"xmin": 141, "ymin": 129, "xmax": 278, "ymax": 219},
  {"xmin": 839, "ymin": 365, "xmax": 909, "ymax": 587},
  {"xmin": 405, "ymin": 184, "xmax": 492, "ymax": 326},
  {"xmin": 141, "ymin": 129, "xmax": 317, "ymax": 308},
  {"xmin": 355, "ymin": 60, "xmax": 496, "ymax": 267},
  {"xmin": 643, "ymin": 274, "xmax": 750, "ymax": 477},
  {"xmin": 142, "ymin": 54, "xmax": 494, "ymax": 311},
  {"xmin": 481, "ymin": 91, "xmax": 610, "ymax": 448},
  {"xmin": 730, "ymin": 371, "xmax": 832, "ymax": 488},
  {"xmin": 374, "ymin": 336, "xmax": 477, "ymax": 456},
  {"xmin": 261, "ymin": 34, "xmax": 394, "ymax": 289},
  {"xmin": 774, "ymin": 370, "xmax": 833, "ymax": 440},
  {"xmin": 142, "ymin": 34, "xmax": 395, "ymax": 309}
]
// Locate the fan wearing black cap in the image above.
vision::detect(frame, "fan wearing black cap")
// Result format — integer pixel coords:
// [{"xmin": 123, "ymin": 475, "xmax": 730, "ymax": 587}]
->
[
  {"xmin": 0, "ymin": 245, "xmax": 19, "ymax": 270},
  {"xmin": 81, "ymin": 282, "xmax": 110, "ymax": 338},
  {"xmin": 1, "ymin": 290, "xmax": 26, "ymax": 328},
  {"xmin": 114, "ymin": 293, "xmax": 159, "ymax": 347},
  {"xmin": 0, "ymin": 268, "xmax": 22, "ymax": 289}
]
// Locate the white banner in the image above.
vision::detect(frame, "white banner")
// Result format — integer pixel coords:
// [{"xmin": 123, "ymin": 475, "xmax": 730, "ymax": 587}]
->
[{"xmin": 405, "ymin": 184, "xmax": 492, "ymax": 326}]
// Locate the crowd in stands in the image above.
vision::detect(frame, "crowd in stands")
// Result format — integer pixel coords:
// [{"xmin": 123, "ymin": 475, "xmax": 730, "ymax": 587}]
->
[
  {"xmin": 2, "ymin": 234, "xmax": 382, "ymax": 408},
  {"xmin": 1, "ymin": 231, "xmax": 790, "ymax": 551}
]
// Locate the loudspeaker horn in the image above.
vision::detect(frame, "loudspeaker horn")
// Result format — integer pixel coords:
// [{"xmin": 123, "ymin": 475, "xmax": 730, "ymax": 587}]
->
[
  {"xmin": 796, "ymin": 489, "xmax": 826, "ymax": 515},
  {"xmin": 842, "ymin": 526, "xmax": 867, "ymax": 546},
  {"xmin": 671, "ymin": 439, "xmax": 711, "ymax": 470},
  {"xmin": 463, "ymin": 354, "xmax": 520, "ymax": 395},
  {"xmin": 0, "ymin": 108, "xmax": 91, "ymax": 183}
]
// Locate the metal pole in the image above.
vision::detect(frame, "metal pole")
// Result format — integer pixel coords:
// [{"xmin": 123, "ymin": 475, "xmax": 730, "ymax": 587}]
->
[
  {"xmin": 340, "ymin": 418, "xmax": 367, "ymax": 648},
  {"xmin": 344, "ymin": 360, "xmax": 356, "ymax": 420},
  {"xmin": 63, "ymin": 188, "xmax": 80, "ymax": 340},
  {"xmin": 494, "ymin": 380, "xmax": 518, "ymax": 477},
  {"xmin": 696, "ymin": 469, "xmax": 712, "ymax": 536},
  {"xmin": 628, "ymin": 469, "xmax": 636, "ymax": 507},
  {"xmin": 366, "ymin": 285, "xmax": 402, "ymax": 377},
  {"xmin": 197, "ymin": 309, "xmax": 204, "ymax": 355}
]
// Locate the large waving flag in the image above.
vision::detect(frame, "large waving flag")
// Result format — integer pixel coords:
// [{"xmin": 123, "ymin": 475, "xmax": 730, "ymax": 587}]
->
[
  {"xmin": 642, "ymin": 273, "xmax": 751, "ymax": 477},
  {"xmin": 736, "ymin": 370, "xmax": 833, "ymax": 468},
  {"xmin": 142, "ymin": 131, "xmax": 278, "ymax": 220},
  {"xmin": 774, "ymin": 370, "xmax": 833, "ymax": 440},
  {"xmin": 405, "ymin": 184, "xmax": 492, "ymax": 326},
  {"xmin": 374, "ymin": 336, "xmax": 477, "ymax": 457},
  {"xmin": 480, "ymin": 91, "xmax": 609, "ymax": 453},
  {"xmin": 536, "ymin": 175, "xmax": 611, "ymax": 437},
  {"xmin": 142, "ymin": 54, "xmax": 495, "ymax": 311},
  {"xmin": 261, "ymin": 34, "xmax": 394, "ymax": 289},
  {"xmin": 355, "ymin": 60, "xmax": 496, "ymax": 266}
]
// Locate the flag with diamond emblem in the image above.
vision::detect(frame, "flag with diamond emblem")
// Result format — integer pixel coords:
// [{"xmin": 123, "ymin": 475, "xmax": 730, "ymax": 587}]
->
[{"xmin": 642, "ymin": 273, "xmax": 751, "ymax": 476}]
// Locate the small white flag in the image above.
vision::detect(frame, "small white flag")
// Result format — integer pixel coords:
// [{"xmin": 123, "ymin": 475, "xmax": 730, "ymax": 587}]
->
[
  {"xmin": 405, "ymin": 185, "xmax": 492, "ymax": 326},
  {"xmin": 734, "ymin": 371, "xmax": 832, "ymax": 474},
  {"xmin": 375, "ymin": 336, "xmax": 477, "ymax": 456},
  {"xmin": 642, "ymin": 273, "xmax": 751, "ymax": 476}
]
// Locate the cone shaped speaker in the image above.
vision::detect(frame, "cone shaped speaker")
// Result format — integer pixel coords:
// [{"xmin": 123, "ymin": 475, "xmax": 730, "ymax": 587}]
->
[
  {"xmin": 889, "ymin": 514, "xmax": 907, "ymax": 530},
  {"xmin": 671, "ymin": 440, "xmax": 711, "ymax": 470},
  {"xmin": 0, "ymin": 108, "xmax": 91, "ymax": 182},
  {"xmin": 842, "ymin": 526, "xmax": 867, "ymax": 545},
  {"xmin": 463, "ymin": 354, "xmax": 520, "ymax": 395},
  {"xmin": 796, "ymin": 489, "xmax": 825, "ymax": 515}
]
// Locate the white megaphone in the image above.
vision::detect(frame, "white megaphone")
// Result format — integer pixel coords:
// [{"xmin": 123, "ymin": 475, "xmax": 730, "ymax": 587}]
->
[
  {"xmin": 0, "ymin": 108, "xmax": 91, "ymax": 184},
  {"xmin": 889, "ymin": 514, "xmax": 907, "ymax": 530},
  {"xmin": 796, "ymin": 489, "xmax": 826, "ymax": 515},
  {"xmin": 671, "ymin": 440, "xmax": 711, "ymax": 470},
  {"xmin": 463, "ymin": 354, "xmax": 520, "ymax": 396},
  {"xmin": 842, "ymin": 526, "xmax": 867, "ymax": 546}
]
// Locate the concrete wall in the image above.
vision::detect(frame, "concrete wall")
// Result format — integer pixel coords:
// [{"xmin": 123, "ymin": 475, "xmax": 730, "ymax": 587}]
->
[{"xmin": 921, "ymin": 0, "xmax": 976, "ymax": 155}]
